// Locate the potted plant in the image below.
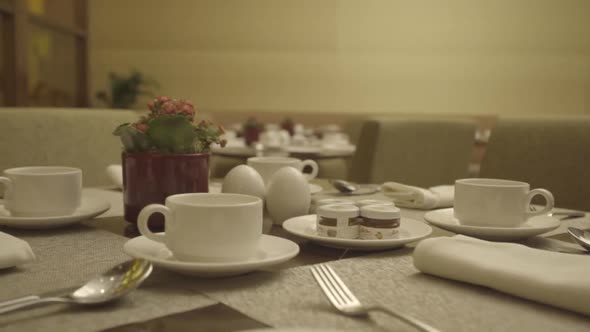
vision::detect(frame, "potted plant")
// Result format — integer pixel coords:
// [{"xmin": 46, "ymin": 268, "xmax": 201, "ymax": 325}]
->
[
  {"xmin": 114, "ymin": 96, "xmax": 226, "ymax": 228},
  {"xmin": 242, "ymin": 117, "xmax": 264, "ymax": 146},
  {"xmin": 96, "ymin": 70, "xmax": 159, "ymax": 109},
  {"xmin": 281, "ymin": 117, "xmax": 295, "ymax": 136}
]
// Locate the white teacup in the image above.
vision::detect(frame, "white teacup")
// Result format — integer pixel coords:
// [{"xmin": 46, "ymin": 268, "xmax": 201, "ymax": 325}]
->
[
  {"xmin": 247, "ymin": 157, "xmax": 319, "ymax": 185},
  {"xmin": 322, "ymin": 132, "xmax": 349, "ymax": 145},
  {"xmin": 260, "ymin": 130, "xmax": 290, "ymax": 148},
  {"xmin": 454, "ymin": 178, "xmax": 554, "ymax": 227},
  {"xmin": 137, "ymin": 193, "xmax": 263, "ymax": 262},
  {"xmin": 0, "ymin": 166, "xmax": 82, "ymax": 217}
]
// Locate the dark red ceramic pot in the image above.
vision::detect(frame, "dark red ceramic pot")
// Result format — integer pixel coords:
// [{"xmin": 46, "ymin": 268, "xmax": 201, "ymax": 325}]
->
[{"xmin": 122, "ymin": 152, "xmax": 209, "ymax": 229}]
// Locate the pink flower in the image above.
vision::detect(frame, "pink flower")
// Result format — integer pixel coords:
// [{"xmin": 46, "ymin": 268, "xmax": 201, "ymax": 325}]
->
[
  {"xmin": 157, "ymin": 96, "xmax": 171, "ymax": 103},
  {"xmin": 134, "ymin": 123, "xmax": 149, "ymax": 133},
  {"xmin": 147, "ymin": 101, "xmax": 155, "ymax": 110},
  {"xmin": 162, "ymin": 101, "xmax": 177, "ymax": 114},
  {"xmin": 181, "ymin": 104, "xmax": 194, "ymax": 115}
]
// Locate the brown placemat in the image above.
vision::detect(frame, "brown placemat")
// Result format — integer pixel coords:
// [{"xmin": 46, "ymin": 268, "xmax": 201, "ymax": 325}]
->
[
  {"xmin": 0, "ymin": 226, "xmax": 217, "ymax": 332},
  {"xmin": 194, "ymin": 248, "xmax": 590, "ymax": 332}
]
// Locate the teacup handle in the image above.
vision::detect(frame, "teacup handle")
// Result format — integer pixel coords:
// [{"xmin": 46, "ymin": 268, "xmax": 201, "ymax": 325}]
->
[
  {"xmin": 300, "ymin": 160, "xmax": 319, "ymax": 181},
  {"xmin": 137, "ymin": 204, "xmax": 171, "ymax": 243},
  {"xmin": 525, "ymin": 189, "xmax": 554, "ymax": 217},
  {"xmin": 0, "ymin": 177, "xmax": 13, "ymax": 199}
]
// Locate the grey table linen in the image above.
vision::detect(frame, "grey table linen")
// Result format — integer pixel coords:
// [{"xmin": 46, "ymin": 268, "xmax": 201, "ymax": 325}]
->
[
  {"xmin": 194, "ymin": 249, "xmax": 590, "ymax": 332},
  {"xmin": 2, "ymin": 187, "xmax": 589, "ymax": 332},
  {"xmin": 0, "ymin": 226, "xmax": 216, "ymax": 332}
]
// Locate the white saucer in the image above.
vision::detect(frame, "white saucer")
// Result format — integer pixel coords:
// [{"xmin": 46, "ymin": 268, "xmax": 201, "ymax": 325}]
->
[
  {"xmin": 284, "ymin": 146, "xmax": 322, "ymax": 154},
  {"xmin": 321, "ymin": 143, "xmax": 356, "ymax": 154},
  {"xmin": 123, "ymin": 234, "xmax": 300, "ymax": 277},
  {"xmin": 0, "ymin": 194, "xmax": 110, "ymax": 229},
  {"xmin": 309, "ymin": 183, "xmax": 323, "ymax": 194},
  {"xmin": 282, "ymin": 214, "xmax": 432, "ymax": 251},
  {"xmin": 212, "ymin": 182, "xmax": 319, "ymax": 195},
  {"xmin": 424, "ymin": 208, "xmax": 560, "ymax": 241}
]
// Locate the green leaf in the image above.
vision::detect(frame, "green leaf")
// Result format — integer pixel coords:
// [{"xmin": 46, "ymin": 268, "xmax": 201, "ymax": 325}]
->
[
  {"xmin": 147, "ymin": 115, "xmax": 197, "ymax": 154},
  {"xmin": 113, "ymin": 124, "xmax": 151, "ymax": 153}
]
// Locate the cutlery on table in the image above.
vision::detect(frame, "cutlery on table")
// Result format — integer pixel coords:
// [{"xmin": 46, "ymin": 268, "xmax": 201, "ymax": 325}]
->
[
  {"xmin": 524, "ymin": 236, "xmax": 589, "ymax": 255},
  {"xmin": 329, "ymin": 179, "xmax": 357, "ymax": 194},
  {"xmin": 567, "ymin": 227, "xmax": 590, "ymax": 252},
  {"xmin": 0, "ymin": 259, "xmax": 152, "ymax": 314},
  {"xmin": 311, "ymin": 264, "xmax": 441, "ymax": 332}
]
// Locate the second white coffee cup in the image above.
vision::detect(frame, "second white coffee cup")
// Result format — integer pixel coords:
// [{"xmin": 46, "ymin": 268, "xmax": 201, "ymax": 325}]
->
[
  {"xmin": 0, "ymin": 166, "xmax": 82, "ymax": 217},
  {"xmin": 137, "ymin": 193, "xmax": 263, "ymax": 262},
  {"xmin": 247, "ymin": 157, "xmax": 319, "ymax": 186},
  {"xmin": 454, "ymin": 178, "xmax": 554, "ymax": 227}
]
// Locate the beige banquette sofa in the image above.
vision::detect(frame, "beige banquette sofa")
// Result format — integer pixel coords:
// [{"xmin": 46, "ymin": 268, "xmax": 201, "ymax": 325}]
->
[
  {"xmin": 0, "ymin": 108, "xmax": 139, "ymax": 187},
  {"xmin": 0, "ymin": 108, "xmax": 479, "ymax": 186}
]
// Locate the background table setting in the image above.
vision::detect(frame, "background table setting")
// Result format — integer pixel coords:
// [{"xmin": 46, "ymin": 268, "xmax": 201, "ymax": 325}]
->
[{"xmin": 210, "ymin": 121, "xmax": 356, "ymax": 160}]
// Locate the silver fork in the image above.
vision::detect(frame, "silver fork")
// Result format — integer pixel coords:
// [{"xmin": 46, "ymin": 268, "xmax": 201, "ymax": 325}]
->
[{"xmin": 311, "ymin": 264, "xmax": 441, "ymax": 332}]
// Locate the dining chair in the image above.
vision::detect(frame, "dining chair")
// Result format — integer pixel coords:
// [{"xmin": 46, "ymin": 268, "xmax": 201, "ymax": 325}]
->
[
  {"xmin": 479, "ymin": 116, "xmax": 590, "ymax": 211},
  {"xmin": 349, "ymin": 117, "xmax": 477, "ymax": 188},
  {"xmin": 210, "ymin": 155, "xmax": 244, "ymax": 178}
]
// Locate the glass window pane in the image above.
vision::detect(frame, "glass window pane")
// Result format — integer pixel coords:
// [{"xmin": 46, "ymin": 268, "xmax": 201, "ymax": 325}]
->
[
  {"xmin": 28, "ymin": 23, "xmax": 78, "ymax": 106},
  {"xmin": 27, "ymin": 0, "xmax": 79, "ymax": 28}
]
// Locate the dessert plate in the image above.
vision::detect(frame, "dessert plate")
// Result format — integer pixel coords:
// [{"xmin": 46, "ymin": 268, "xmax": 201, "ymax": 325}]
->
[
  {"xmin": 0, "ymin": 194, "xmax": 110, "ymax": 229},
  {"xmin": 123, "ymin": 234, "xmax": 299, "ymax": 277},
  {"xmin": 424, "ymin": 208, "xmax": 560, "ymax": 241},
  {"xmin": 282, "ymin": 215, "xmax": 432, "ymax": 251}
]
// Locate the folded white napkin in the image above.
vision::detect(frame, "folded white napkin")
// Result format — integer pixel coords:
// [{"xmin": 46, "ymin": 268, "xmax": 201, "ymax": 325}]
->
[
  {"xmin": 380, "ymin": 182, "xmax": 454, "ymax": 209},
  {"xmin": 414, "ymin": 235, "xmax": 590, "ymax": 316},
  {"xmin": 0, "ymin": 232, "xmax": 35, "ymax": 269},
  {"xmin": 106, "ymin": 164, "xmax": 123, "ymax": 189}
]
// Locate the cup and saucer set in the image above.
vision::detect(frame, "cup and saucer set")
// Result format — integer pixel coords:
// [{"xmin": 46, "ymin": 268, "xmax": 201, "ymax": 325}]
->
[
  {"xmin": 0, "ymin": 166, "xmax": 110, "ymax": 229},
  {"xmin": 246, "ymin": 157, "xmax": 323, "ymax": 194},
  {"xmin": 124, "ymin": 193, "xmax": 299, "ymax": 277},
  {"xmin": 125, "ymin": 156, "xmax": 327, "ymax": 277},
  {"xmin": 424, "ymin": 178, "xmax": 560, "ymax": 241}
]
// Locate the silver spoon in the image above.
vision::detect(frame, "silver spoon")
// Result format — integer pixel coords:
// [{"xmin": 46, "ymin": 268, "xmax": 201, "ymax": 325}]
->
[
  {"xmin": 329, "ymin": 179, "xmax": 357, "ymax": 194},
  {"xmin": 568, "ymin": 227, "xmax": 590, "ymax": 252},
  {"xmin": 0, "ymin": 259, "xmax": 152, "ymax": 314}
]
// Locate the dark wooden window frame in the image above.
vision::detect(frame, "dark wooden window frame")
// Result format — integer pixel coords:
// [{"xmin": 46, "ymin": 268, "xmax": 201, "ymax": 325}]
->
[{"xmin": 0, "ymin": 0, "xmax": 88, "ymax": 106}]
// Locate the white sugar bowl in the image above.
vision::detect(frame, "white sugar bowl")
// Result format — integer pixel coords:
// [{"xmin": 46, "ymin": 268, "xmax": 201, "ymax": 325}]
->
[{"xmin": 266, "ymin": 166, "xmax": 311, "ymax": 225}]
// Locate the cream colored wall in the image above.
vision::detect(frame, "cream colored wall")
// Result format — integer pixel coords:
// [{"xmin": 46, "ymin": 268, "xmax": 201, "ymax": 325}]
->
[{"xmin": 90, "ymin": 0, "xmax": 590, "ymax": 115}]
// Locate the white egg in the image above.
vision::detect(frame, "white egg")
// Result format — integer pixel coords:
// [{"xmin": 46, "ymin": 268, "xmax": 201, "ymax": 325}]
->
[
  {"xmin": 266, "ymin": 166, "xmax": 311, "ymax": 225},
  {"xmin": 222, "ymin": 165, "xmax": 265, "ymax": 199}
]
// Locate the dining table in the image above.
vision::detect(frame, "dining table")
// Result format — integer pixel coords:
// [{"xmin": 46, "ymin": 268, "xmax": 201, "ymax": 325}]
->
[{"xmin": 1, "ymin": 180, "xmax": 589, "ymax": 332}]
